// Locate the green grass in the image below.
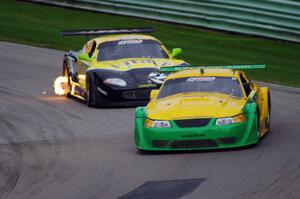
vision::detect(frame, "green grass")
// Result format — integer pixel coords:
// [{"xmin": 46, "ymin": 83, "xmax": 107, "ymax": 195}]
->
[{"xmin": 1, "ymin": 0, "xmax": 300, "ymax": 87}]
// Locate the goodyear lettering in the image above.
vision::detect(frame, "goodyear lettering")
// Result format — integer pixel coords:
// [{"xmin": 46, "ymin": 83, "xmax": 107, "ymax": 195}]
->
[
  {"xmin": 138, "ymin": 84, "xmax": 157, "ymax": 88},
  {"xmin": 182, "ymin": 133, "xmax": 205, "ymax": 138}
]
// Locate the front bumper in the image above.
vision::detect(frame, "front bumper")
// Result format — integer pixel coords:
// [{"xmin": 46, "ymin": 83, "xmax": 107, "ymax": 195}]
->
[
  {"xmin": 134, "ymin": 115, "xmax": 259, "ymax": 151},
  {"xmin": 91, "ymin": 68, "xmax": 161, "ymax": 106},
  {"xmin": 94, "ymin": 84, "xmax": 159, "ymax": 107}
]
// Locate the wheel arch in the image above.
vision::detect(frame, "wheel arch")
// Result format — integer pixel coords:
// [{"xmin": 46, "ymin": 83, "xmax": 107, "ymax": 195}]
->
[{"xmin": 257, "ymin": 86, "xmax": 271, "ymax": 136}]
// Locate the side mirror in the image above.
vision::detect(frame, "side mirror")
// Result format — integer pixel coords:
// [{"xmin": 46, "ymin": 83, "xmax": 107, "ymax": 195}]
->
[
  {"xmin": 171, "ymin": 48, "xmax": 182, "ymax": 58},
  {"xmin": 248, "ymin": 90, "xmax": 257, "ymax": 101},
  {"xmin": 150, "ymin": 90, "xmax": 159, "ymax": 99},
  {"xmin": 78, "ymin": 53, "xmax": 92, "ymax": 62}
]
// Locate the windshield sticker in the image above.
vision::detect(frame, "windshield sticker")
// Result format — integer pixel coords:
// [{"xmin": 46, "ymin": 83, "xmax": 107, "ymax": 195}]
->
[
  {"xmin": 118, "ymin": 40, "xmax": 143, "ymax": 45},
  {"xmin": 186, "ymin": 77, "xmax": 215, "ymax": 82},
  {"xmin": 232, "ymin": 77, "xmax": 236, "ymax": 80}
]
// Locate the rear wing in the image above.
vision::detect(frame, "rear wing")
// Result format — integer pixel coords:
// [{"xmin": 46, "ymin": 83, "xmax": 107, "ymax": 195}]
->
[
  {"xmin": 159, "ymin": 64, "xmax": 266, "ymax": 73},
  {"xmin": 61, "ymin": 27, "xmax": 154, "ymax": 37}
]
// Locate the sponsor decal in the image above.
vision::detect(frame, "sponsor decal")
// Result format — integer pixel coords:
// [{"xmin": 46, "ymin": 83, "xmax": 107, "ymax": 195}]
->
[
  {"xmin": 138, "ymin": 84, "xmax": 157, "ymax": 88},
  {"xmin": 182, "ymin": 133, "xmax": 205, "ymax": 138},
  {"xmin": 186, "ymin": 77, "xmax": 215, "ymax": 82},
  {"xmin": 147, "ymin": 72, "xmax": 167, "ymax": 84}
]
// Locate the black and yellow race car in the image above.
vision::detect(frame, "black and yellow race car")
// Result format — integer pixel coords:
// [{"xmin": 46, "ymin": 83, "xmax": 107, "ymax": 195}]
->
[{"xmin": 57, "ymin": 28, "xmax": 188, "ymax": 107}]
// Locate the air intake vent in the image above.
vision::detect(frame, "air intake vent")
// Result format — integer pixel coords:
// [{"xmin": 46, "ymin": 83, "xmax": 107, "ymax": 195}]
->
[
  {"xmin": 171, "ymin": 140, "xmax": 217, "ymax": 149},
  {"xmin": 174, "ymin": 119, "xmax": 211, "ymax": 128}
]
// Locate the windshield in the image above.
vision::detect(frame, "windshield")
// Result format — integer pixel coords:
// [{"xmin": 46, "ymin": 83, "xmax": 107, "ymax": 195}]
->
[
  {"xmin": 157, "ymin": 76, "xmax": 244, "ymax": 99},
  {"xmin": 97, "ymin": 39, "xmax": 168, "ymax": 61}
]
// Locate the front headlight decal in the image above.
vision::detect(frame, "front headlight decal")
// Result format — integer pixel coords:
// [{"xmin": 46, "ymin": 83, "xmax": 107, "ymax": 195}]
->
[
  {"xmin": 103, "ymin": 78, "xmax": 127, "ymax": 87},
  {"xmin": 215, "ymin": 114, "xmax": 245, "ymax": 125},
  {"xmin": 145, "ymin": 119, "xmax": 171, "ymax": 128}
]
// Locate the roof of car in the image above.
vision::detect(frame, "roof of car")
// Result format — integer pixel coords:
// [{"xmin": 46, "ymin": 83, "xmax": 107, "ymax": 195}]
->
[
  {"xmin": 165, "ymin": 68, "xmax": 239, "ymax": 80},
  {"xmin": 93, "ymin": 34, "xmax": 160, "ymax": 44}
]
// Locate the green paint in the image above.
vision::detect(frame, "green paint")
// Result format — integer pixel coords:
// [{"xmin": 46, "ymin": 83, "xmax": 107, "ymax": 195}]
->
[
  {"xmin": 134, "ymin": 101, "xmax": 259, "ymax": 151},
  {"xmin": 78, "ymin": 53, "xmax": 92, "ymax": 62}
]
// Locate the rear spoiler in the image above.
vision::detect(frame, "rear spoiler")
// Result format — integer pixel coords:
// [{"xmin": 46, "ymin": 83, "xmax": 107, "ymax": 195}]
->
[
  {"xmin": 61, "ymin": 27, "xmax": 154, "ymax": 37},
  {"xmin": 159, "ymin": 64, "xmax": 266, "ymax": 73}
]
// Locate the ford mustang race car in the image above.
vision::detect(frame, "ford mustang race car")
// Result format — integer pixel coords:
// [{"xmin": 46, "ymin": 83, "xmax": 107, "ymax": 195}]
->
[
  {"xmin": 134, "ymin": 65, "xmax": 271, "ymax": 151},
  {"xmin": 60, "ymin": 28, "xmax": 187, "ymax": 107}
]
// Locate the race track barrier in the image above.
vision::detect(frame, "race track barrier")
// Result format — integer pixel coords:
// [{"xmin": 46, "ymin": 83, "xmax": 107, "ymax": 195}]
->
[{"xmin": 26, "ymin": 0, "xmax": 300, "ymax": 43}]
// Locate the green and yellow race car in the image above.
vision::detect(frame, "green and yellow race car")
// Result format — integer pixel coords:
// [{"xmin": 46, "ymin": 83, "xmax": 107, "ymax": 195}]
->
[
  {"xmin": 57, "ymin": 28, "xmax": 188, "ymax": 107},
  {"xmin": 134, "ymin": 65, "xmax": 271, "ymax": 151}
]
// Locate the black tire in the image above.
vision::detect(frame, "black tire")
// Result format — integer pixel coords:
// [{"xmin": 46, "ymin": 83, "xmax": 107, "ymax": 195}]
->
[
  {"xmin": 63, "ymin": 62, "xmax": 71, "ymax": 98},
  {"xmin": 86, "ymin": 72, "xmax": 107, "ymax": 108},
  {"xmin": 86, "ymin": 73, "xmax": 94, "ymax": 107},
  {"xmin": 257, "ymin": 108, "xmax": 261, "ymax": 140},
  {"xmin": 266, "ymin": 91, "xmax": 271, "ymax": 133}
]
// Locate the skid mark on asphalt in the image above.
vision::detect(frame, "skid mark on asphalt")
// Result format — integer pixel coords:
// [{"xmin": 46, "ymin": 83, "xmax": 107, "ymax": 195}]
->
[
  {"xmin": 118, "ymin": 178, "xmax": 205, "ymax": 199},
  {"xmin": 0, "ymin": 145, "xmax": 23, "ymax": 199}
]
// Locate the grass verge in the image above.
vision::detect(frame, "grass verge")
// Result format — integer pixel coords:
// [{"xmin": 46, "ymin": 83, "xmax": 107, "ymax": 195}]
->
[{"xmin": 1, "ymin": 0, "xmax": 300, "ymax": 87}]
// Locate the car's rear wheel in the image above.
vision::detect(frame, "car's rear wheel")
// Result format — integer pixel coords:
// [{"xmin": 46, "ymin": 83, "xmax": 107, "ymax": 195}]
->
[
  {"xmin": 257, "ymin": 109, "xmax": 261, "ymax": 140},
  {"xmin": 266, "ymin": 91, "xmax": 271, "ymax": 133},
  {"xmin": 257, "ymin": 91, "xmax": 271, "ymax": 140},
  {"xmin": 63, "ymin": 63, "xmax": 71, "ymax": 98}
]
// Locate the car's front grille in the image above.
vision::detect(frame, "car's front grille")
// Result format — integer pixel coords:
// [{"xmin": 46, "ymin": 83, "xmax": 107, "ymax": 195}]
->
[
  {"xmin": 122, "ymin": 90, "xmax": 151, "ymax": 100},
  {"xmin": 171, "ymin": 140, "xmax": 217, "ymax": 149},
  {"xmin": 174, "ymin": 119, "xmax": 211, "ymax": 128}
]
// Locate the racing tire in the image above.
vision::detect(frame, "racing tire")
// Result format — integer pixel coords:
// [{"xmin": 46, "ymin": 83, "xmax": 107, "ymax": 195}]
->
[
  {"xmin": 63, "ymin": 63, "xmax": 72, "ymax": 98},
  {"xmin": 266, "ymin": 91, "xmax": 271, "ymax": 134},
  {"xmin": 86, "ymin": 73, "xmax": 94, "ymax": 107},
  {"xmin": 86, "ymin": 72, "xmax": 106, "ymax": 108},
  {"xmin": 257, "ymin": 108, "xmax": 261, "ymax": 141}
]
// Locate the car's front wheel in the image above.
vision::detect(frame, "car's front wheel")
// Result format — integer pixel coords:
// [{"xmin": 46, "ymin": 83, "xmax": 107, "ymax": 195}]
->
[
  {"xmin": 86, "ymin": 73, "xmax": 94, "ymax": 107},
  {"xmin": 86, "ymin": 72, "xmax": 106, "ymax": 107}
]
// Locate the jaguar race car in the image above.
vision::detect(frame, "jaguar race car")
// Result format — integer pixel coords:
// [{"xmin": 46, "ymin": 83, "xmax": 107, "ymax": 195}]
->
[
  {"xmin": 134, "ymin": 65, "xmax": 271, "ymax": 151},
  {"xmin": 60, "ymin": 28, "xmax": 188, "ymax": 107}
]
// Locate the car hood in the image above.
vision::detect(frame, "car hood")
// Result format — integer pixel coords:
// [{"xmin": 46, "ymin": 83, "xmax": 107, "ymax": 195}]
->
[
  {"xmin": 92, "ymin": 58, "xmax": 186, "ymax": 71},
  {"xmin": 147, "ymin": 93, "xmax": 247, "ymax": 120}
]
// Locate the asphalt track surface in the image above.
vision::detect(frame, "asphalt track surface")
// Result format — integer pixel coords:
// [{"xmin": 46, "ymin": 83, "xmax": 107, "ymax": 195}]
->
[{"xmin": 0, "ymin": 41, "xmax": 299, "ymax": 199}]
